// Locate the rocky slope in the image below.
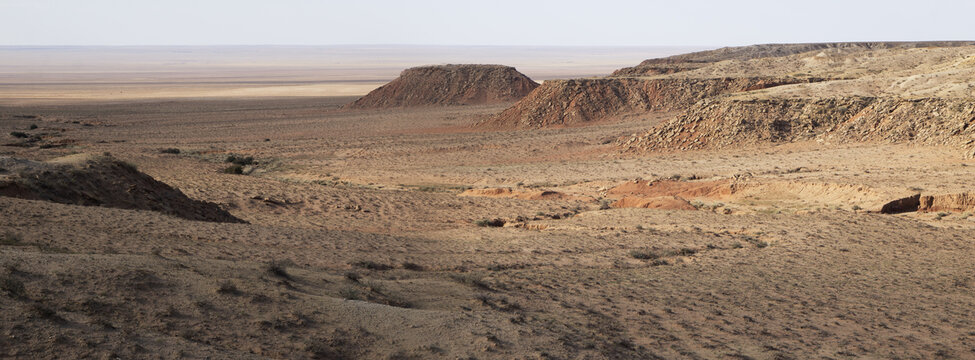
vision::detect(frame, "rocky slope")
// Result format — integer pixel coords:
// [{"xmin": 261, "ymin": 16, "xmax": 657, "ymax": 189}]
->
[
  {"xmin": 0, "ymin": 154, "xmax": 243, "ymax": 223},
  {"xmin": 479, "ymin": 77, "xmax": 821, "ymax": 128},
  {"xmin": 619, "ymin": 96, "xmax": 975, "ymax": 156},
  {"xmin": 346, "ymin": 64, "xmax": 538, "ymax": 109}
]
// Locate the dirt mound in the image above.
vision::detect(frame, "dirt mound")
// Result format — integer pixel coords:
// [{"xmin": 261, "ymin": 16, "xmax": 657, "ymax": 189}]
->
[
  {"xmin": 611, "ymin": 196, "xmax": 696, "ymax": 210},
  {"xmin": 480, "ymin": 77, "xmax": 813, "ymax": 129},
  {"xmin": 459, "ymin": 188, "xmax": 570, "ymax": 201},
  {"xmin": 919, "ymin": 193, "xmax": 975, "ymax": 213},
  {"xmin": 620, "ymin": 96, "xmax": 975, "ymax": 155},
  {"xmin": 0, "ymin": 154, "xmax": 243, "ymax": 223},
  {"xmin": 613, "ymin": 41, "xmax": 975, "ymax": 76},
  {"xmin": 346, "ymin": 65, "xmax": 538, "ymax": 109}
]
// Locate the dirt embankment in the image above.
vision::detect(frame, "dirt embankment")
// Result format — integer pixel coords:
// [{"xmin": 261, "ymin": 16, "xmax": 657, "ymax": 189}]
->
[
  {"xmin": 479, "ymin": 77, "xmax": 817, "ymax": 129},
  {"xmin": 919, "ymin": 193, "xmax": 975, "ymax": 213},
  {"xmin": 0, "ymin": 154, "xmax": 243, "ymax": 223},
  {"xmin": 620, "ymin": 97, "xmax": 975, "ymax": 155},
  {"xmin": 346, "ymin": 64, "xmax": 538, "ymax": 109}
]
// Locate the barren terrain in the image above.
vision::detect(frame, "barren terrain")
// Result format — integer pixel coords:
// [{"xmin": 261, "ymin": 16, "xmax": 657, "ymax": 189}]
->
[{"xmin": 2, "ymin": 43, "xmax": 975, "ymax": 359}]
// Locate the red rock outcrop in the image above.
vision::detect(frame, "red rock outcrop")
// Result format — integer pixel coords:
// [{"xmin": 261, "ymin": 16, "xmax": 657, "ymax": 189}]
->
[{"xmin": 346, "ymin": 64, "xmax": 538, "ymax": 109}]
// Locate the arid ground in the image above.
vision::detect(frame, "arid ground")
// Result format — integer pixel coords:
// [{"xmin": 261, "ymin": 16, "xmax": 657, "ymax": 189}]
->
[{"xmin": 2, "ymin": 44, "xmax": 974, "ymax": 359}]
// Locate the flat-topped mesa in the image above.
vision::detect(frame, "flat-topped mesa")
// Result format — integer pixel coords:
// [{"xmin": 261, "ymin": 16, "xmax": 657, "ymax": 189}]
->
[
  {"xmin": 346, "ymin": 64, "xmax": 539, "ymax": 109},
  {"xmin": 613, "ymin": 41, "xmax": 975, "ymax": 76},
  {"xmin": 478, "ymin": 76, "xmax": 818, "ymax": 129}
]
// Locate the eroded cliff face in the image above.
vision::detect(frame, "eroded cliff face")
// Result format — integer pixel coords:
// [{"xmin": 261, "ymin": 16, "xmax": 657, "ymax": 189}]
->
[
  {"xmin": 479, "ymin": 77, "xmax": 819, "ymax": 129},
  {"xmin": 346, "ymin": 64, "xmax": 538, "ymax": 109},
  {"xmin": 619, "ymin": 97, "xmax": 975, "ymax": 156}
]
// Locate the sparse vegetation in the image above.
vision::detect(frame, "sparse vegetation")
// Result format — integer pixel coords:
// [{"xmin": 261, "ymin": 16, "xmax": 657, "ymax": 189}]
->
[
  {"xmin": 9, "ymin": 131, "xmax": 28, "ymax": 138},
  {"xmin": 29, "ymin": 124, "xmax": 38, "ymax": 130},
  {"xmin": 474, "ymin": 218, "xmax": 506, "ymax": 227},
  {"xmin": 225, "ymin": 155, "xmax": 255, "ymax": 166},
  {"xmin": 351, "ymin": 260, "xmax": 394, "ymax": 271},
  {"xmin": 216, "ymin": 280, "xmax": 239, "ymax": 295},
  {"xmin": 344, "ymin": 272, "xmax": 361, "ymax": 282},
  {"xmin": 401, "ymin": 262, "xmax": 425, "ymax": 271},
  {"xmin": 450, "ymin": 273, "xmax": 492, "ymax": 290},
  {"xmin": 266, "ymin": 260, "xmax": 291, "ymax": 279},
  {"xmin": 160, "ymin": 148, "xmax": 181, "ymax": 154},
  {"xmin": 0, "ymin": 231, "xmax": 23, "ymax": 246},
  {"xmin": 339, "ymin": 286, "xmax": 362, "ymax": 300},
  {"xmin": 223, "ymin": 165, "xmax": 244, "ymax": 174},
  {"xmin": 630, "ymin": 247, "xmax": 697, "ymax": 260},
  {"xmin": 0, "ymin": 276, "xmax": 26, "ymax": 298}
]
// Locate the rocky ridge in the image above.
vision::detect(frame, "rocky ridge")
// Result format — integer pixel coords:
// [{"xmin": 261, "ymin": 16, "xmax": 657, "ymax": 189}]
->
[{"xmin": 479, "ymin": 77, "xmax": 822, "ymax": 128}]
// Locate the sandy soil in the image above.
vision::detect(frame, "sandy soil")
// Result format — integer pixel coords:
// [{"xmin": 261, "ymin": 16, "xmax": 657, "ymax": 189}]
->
[{"xmin": 2, "ymin": 47, "xmax": 975, "ymax": 359}]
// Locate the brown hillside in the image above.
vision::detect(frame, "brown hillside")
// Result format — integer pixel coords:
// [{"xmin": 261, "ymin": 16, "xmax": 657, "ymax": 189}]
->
[
  {"xmin": 0, "ymin": 154, "xmax": 243, "ymax": 223},
  {"xmin": 346, "ymin": 64, "xmax": 538, "ymax": 109}
]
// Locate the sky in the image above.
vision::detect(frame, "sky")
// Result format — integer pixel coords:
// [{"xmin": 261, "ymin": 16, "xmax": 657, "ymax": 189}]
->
[{"xmin": 1, "ymin": 0, "xmax": 973, "ymax": 47}]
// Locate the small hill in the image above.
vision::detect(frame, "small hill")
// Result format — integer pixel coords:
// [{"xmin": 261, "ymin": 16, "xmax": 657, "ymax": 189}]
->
[
  {"xmin": 0, "ymin": 154, "xmax": 244, "ymax": 223},
  {"xmin": 346, "ymin": 64, "xmax": 538, "ymax": 109}
]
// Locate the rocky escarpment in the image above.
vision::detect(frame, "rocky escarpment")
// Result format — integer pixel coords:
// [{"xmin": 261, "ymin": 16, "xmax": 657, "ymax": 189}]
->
[
  {"xmin": 613, "ymin": 41, "xmax": 975, "ymax": 77},
  {"xmin": 346, "ymin": 64, "xmax": 538, "ymax": 109},
  {"xmin": 0, "ymin": 154, "xmax": 244, "ymax": 223},
  {"xmin": 479, "ymin": 77, "xmax": 820, "ymax": 129},
  {"xmin": 620, "ymin": 97, "xmax": 975, "ymax": 156}
]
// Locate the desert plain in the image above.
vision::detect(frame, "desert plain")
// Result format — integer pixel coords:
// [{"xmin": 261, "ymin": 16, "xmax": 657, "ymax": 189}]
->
[{"xmin": 1, "ymin": 43, "xmax": 975, "ymax": 359}]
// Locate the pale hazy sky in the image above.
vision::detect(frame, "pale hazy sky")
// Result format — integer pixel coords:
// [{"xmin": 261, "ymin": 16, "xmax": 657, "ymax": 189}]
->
[{"xmin": 1, "ymin": 0, "xmax": 972, "ymax": 47}]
